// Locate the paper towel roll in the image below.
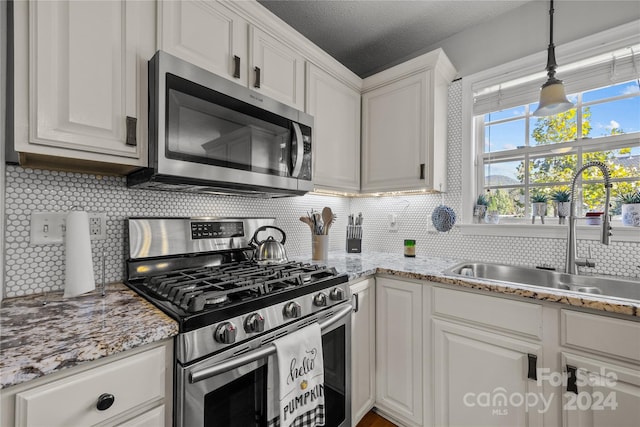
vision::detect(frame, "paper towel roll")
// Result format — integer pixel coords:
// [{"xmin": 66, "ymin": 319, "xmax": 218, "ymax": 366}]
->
[{"xmin": 64, "ymin": 210, "xmax": 95, "ymax": 298}]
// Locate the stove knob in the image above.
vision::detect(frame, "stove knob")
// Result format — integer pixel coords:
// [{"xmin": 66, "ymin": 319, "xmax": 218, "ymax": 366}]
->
[
  {"xmin": 313, "ymin": 292, "xmax": 328, "ymax": 307},
  {"xmin": 214, "ymin": 322, "xmax": 237, "ymax": 344},
  {"xmin": 244, "ymin": 313, "xmax": 265, "ymax": 333},
  {"xmin": 330, "ymin": 287, "xmax": 345, "ymax": 301},
  {"xmin": 283, "ymin": 301, "xmax": 302, "ymax": 319}
]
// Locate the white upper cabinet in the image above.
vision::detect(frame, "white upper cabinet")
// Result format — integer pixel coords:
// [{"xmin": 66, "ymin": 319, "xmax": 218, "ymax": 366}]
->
[
  {"xmin": 13, "ymin": 0, "xmax": 155, "ymax": 170},
  {"xmin": 159, "ymin": 1, "xmax": 305, "ymax": 110},
  {"xmin": 306, "ymin": 64, "xmax": 361, "ymax": 192},
  {"xmin": 250, "ymin": 26, "xmax": 305, "ymax": 110},
  {"xmin": 158, "ymin": 0, "xmax": 249, "ymax": 86},
  {"xmin": 361, "ymin": 49, "xmax": 456, "ymax": 193}
]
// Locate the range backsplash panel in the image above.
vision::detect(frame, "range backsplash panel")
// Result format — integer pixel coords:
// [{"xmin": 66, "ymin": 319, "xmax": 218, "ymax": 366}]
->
[{"xmin": 4, "ymin": 80, "xmax": 639, "ymax": 297}]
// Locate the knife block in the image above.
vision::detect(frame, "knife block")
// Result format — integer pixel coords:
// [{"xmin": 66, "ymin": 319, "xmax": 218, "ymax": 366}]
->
[{"xmin": 346, "ymin": 238, "xmax": 361, "ymax": 253}]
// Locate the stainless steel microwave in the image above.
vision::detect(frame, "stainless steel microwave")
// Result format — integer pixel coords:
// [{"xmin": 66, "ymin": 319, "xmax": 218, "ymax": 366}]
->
[{"xmin": 127, "ymin": 51, "xmax": 313, "ymax": 197}]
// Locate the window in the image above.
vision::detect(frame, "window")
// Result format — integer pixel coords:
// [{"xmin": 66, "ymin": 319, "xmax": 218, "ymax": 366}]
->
[{"xmin": 473, "ymin": 45, "xmax": 640, "ymax": 223}]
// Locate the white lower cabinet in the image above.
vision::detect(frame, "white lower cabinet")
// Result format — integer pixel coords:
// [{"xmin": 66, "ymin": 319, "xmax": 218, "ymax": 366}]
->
[
  {"xmin": 431, "ymin": 286, "xmax": 544, "ymax": 427},
  {"xmin": 350, "ymin": 278, "xmax": 376, "ymax": 425},
  {"xmin": 432, "ymin": 320, "xmax": 543, "ymax": 427},
  {"xmin": 561, "ymin": 353, "xmax": 640, "ymax": 427},
  {"xmin": 116, "ymin": 405, "xmax": 165, "ymax": 427},
  {"xmin": 560, "ymin": 309, "xmax": 640, "ymax": 427},
  {"xmin": 2, "ymin": 340, "xmax": 173, "ymax": 427},
  {"xmin": 375, "ymin": 277, "xmax": 423, "ymax": 426},
  {"xmin": 353, "ymin": 277, "xmax": 639, "ymax": 427}
]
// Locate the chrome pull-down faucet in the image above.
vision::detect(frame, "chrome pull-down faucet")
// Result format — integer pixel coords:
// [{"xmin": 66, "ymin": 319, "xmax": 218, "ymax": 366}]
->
[{"xmin": 566, "ymin": 161, "xmax": 613, "ymax": 274}]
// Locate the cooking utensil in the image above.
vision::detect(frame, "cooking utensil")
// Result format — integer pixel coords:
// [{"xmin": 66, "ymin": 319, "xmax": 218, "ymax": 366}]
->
[
  {"xmin": 322, "ymin": 207, "xmax": 334, "ymax": 235},
  {"xmin": 299, "ymin": 216, "xmax": 314, "ymax": 231},
  {"xmin": 250, "ymin": 225, "xmax": 288, "ymax": 264}
]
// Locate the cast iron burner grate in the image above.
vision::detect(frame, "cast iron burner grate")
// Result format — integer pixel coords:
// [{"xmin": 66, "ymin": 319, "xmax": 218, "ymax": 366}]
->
[{"xmin": 139, "ymin": 261, "xmax": 337, "ymax": 313}]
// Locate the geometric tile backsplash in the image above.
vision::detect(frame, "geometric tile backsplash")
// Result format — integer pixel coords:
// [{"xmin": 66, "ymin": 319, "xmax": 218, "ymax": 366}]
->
[{"xmin": 4, "ymin": 79, "xmax": 639, "ymax": 297}]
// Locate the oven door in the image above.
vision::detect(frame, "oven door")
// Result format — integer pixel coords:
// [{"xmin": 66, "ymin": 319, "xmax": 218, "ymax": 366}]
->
[{"xmin": 177, "ymin": 303, "xmax": 352, "ymax": 427}]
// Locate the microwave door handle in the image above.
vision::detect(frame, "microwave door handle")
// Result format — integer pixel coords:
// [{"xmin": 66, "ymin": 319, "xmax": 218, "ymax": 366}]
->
[
  {"xmin": 291, "ymin": 122, "xmax": 304, "ymax": 177},
  {"xmin": 189, "ymin": 303, "xmax": 353, "ymax": 383}
]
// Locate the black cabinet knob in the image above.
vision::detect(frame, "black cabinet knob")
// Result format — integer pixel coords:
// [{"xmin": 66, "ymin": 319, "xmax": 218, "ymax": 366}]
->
[{"xmin": 96, "ymin": 393, "xmax": 115, "ymax": 411}]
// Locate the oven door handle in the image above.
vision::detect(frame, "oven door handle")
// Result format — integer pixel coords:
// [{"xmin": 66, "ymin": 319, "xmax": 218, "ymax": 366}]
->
[{"xmin": 189, "ymin": 303, "xmax": 353, "ymax": 384}]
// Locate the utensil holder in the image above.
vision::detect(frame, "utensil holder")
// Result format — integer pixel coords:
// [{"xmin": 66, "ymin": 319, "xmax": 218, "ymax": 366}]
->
[{"xmin": 312, "ymin": 234, "xmax": 329, "ymax": 260}]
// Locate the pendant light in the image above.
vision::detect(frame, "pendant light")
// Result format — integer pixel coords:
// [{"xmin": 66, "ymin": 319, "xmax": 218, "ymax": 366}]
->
[{"xmin": 532, "ymin": 0, "xmax": 573, "ymax": 116}]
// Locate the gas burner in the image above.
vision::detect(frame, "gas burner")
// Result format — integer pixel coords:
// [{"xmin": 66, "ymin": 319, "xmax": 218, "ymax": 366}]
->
[{"xmin": 138, "ymin": 261, "xmax": 339, "ymax": 313}]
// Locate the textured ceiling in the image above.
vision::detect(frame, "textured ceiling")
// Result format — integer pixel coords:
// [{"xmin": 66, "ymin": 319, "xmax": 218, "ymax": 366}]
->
[{"xmin": 258, "ymin": 0, "xmax": 533, "ymax": 78}]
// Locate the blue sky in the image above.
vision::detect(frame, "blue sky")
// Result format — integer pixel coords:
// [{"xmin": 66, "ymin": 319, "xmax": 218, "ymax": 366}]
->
[
  {"xmin": 486, "ymin": 81, "xmax": 640, "ymax": 152},
  {"xmin": 484, "ymin": 80, "xmax": 640, "ymax": 182}
]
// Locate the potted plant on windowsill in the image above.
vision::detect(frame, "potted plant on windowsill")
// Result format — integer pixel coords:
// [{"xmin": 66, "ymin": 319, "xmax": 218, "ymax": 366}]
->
[
  {"xmin": 619, "ymin": 191, "xmax": 640, "ymax": 227},
  {"xmin": 484, "ymin": 195, "xmax": 500, "ymax": 224},
  {"xmin": 551, "ymin": 189, "xmax": 571, "ymax": 225},
  {"xmin": 531, "ymin": 192, "xmax": 549, "ymax": 224},
  {"xmin": 473, "ymin": 194, "xmax": 489, "ymax": 224}
]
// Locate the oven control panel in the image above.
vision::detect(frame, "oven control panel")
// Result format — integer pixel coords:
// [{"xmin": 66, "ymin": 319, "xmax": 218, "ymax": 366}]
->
[{"xmin": 190, "ymin": 221, "xmax": 244, "ymax": 240}]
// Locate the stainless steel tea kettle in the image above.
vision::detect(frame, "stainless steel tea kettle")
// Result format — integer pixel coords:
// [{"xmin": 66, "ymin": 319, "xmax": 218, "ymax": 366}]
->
[{"xmin": 250, "ymin": 225, "xmax": 288, "ymax": 264}]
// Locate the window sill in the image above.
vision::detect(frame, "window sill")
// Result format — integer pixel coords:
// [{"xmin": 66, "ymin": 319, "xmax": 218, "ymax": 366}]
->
[{"xmin": 457, "ymin": 223, "xmax": 640, "ymax": 242}]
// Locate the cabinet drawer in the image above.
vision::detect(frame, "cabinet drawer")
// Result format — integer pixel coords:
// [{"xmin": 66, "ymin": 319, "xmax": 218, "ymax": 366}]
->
[
  {"xmin": 116, "ymin": 405, "xmax": 165, "ymax": 427},
  {"xmin": 561, "ymin": 310, "xmax": 640, "ymax": 362},
  {"xmin": 15, "ymin": 347, "xmax": 165, "ymax": 427},
  {"xmin": 432, "ymin": 287, "xmax": 543, "ymax": 339}
]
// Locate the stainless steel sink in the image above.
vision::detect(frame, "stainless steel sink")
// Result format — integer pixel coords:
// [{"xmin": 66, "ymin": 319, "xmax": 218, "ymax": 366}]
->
[{"xmin": 445, "ymin": 262, "xmax": 640, "ymax": 301}]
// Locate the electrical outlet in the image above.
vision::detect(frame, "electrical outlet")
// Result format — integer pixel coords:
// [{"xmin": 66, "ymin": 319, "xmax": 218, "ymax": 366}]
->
[
  {"xmin": 88, "ymin": 212, "xmax": 108, "ymax": 240},
  {"xmin": 30, "ymin": 212, "xmax": 107, "ymax": 245},
  {"xmin": 388, "ymin": 213, "xmax": 399, "ymax": 232}
]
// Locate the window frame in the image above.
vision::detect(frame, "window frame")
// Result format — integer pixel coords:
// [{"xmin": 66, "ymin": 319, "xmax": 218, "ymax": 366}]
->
[
  {"xmin": 477, "ymin": 99, "xmax": 639, "ymax": 220},
  {"xmin": 460, "ymin": 20, "xmax": 640, "ymax": 241}
]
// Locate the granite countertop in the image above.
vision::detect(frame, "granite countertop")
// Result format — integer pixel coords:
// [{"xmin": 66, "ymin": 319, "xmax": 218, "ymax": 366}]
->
[
  {"xmin": 0, "ymin": 283, "xmax": 178, "ymax": 390},
  {"xmin": 2, "ymin": 253, "xmax": 637, "ymax": 390},
  {"xmin": 292, "ymin": 251, "xmax": 640, "ymax": 317}
]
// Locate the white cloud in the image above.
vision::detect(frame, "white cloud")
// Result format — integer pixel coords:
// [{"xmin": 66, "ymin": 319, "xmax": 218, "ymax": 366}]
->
[
  {"xmin": 621, "ymin": 84, "xmax": 640, "ymax": 96},
  {"xmin": 607, "ymin": 120, "xmax": 621, "ymax": 130}
]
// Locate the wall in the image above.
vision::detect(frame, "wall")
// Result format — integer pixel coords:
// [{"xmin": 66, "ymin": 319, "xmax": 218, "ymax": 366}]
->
[
  {"xmin": 391, "ymin": 0, "xmax": 640, "ymax": 77},
  {"xmin": 5, "ymin": 80, "xmax": 638, "ymax": 298}
]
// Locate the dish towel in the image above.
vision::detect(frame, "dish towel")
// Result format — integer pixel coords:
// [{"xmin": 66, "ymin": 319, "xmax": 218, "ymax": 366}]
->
[{"xmin": 270, "ymin": 323, "xmax": 325, "ymax": 427}]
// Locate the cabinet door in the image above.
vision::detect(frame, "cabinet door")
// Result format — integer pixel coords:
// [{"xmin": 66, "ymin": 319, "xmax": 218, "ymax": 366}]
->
[
  {"xmin": 250, "ymin": 27, "xmax": 305, "ymax": 110},
  {"xmin": 562, "ymin": 353, "xmax": 640, "ymax": 427},
  {"xmin": 158, "ymin": 0, "xmax": 248, "ymax": 86},
  {"xmin": 376, "ymin": 277, "xmax": 423, "ymax": 426},
  {"xmin": 16, "ymin": 0, "xmax": 153, "ymax": 164},
  {"xmin": 361, "ymin": 72, "xmax": 429, "ymax": 192},
  {"xmin": 350, "ymin": 278, "xmax": 376, "ymax": 425},
  {"xmin": 307, "ymin": 64, "xmax": 361, "ymax": 192},
  {"xmin": 433, "ymin": 319, "xmax": 544, "ymax": 427}
]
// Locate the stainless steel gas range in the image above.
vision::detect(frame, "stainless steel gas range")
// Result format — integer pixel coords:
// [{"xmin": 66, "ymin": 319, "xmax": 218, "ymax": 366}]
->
[{"xmin": 125, "ymin": 217, "xmax": 352, "ymax": 427}]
